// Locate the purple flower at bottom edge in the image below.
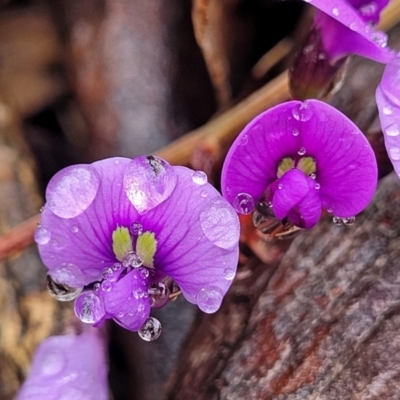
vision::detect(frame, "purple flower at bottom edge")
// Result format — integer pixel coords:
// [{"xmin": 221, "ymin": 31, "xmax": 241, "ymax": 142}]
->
[
  {"xmin": 376, "ymin": 53, "xmax": 400, "ymax": 176},
  {"xmin": 35, "ymin": 156, "xmax": 239, "ymax": 335},
  {"xmin": 16, "ymin": 329, "xmax": 108, "ymax": 400},
  {"xmin": 221, "ymin": 99, "xmax": 377, "ymax": 229},
  {"xmin": 308, "ymin": 0, "xmax": 393, "ymax": 63}
]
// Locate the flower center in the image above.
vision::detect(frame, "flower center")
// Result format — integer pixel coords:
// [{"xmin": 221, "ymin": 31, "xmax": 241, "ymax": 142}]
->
[
  {"xmin": 112, "ymin": 223, "xmax": 157, "ymax": 268},
  {"xmin": 277, "ymin": 156, "xmax": 317, "ymax": 178}
]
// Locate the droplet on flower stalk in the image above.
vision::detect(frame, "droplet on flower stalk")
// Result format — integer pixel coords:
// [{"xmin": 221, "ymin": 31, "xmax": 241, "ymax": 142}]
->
[
  {"xmin": 197, "ymin": 286, "xmax": 224, "ymax": 313},
  {"xmin": 138, "ymin": 317, "xmax": 162, "ymax": 341},
  {"xmin": 292, "ymin": 101, "xmax": 312, "ymax": 122},
  {"xmin": 149, "ymin": 282, "xmax": 170, "ymax": 308},
  {"xmin": 46, "ymin": 165, "xmax": 100, "ymax": 219},
  {"xmin": 46, "ymin": 274, "xmax": 83, "ymax": 302},
  {"xmin": 191, "ymin": 170, "xmax": 208, "ymax": 185},
  {"xmin": 34, "ymin": 226, "xmax": 51, "ymax": 245},
  {"xmin": 74, "ymin": 291, "xmax": 105, "ymax": 324},
  {"xmin": 123, "ymin": 155, "xmax": 177, "ymax": 214},
  {"xmin": 232, "ymin": 193, "xmax": 255, "ymax": 214}
]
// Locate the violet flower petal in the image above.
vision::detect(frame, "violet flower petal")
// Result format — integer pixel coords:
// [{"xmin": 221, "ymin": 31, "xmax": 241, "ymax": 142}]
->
[
  {"xmin": 310, "ymin": 0, "xmax": 393, "ymax": 63},
  {"xmin": 376, "ymin": 54, "xmax": 400, "ymax": 176},
  {"xmin": 272, "ymin": 169, "xmax": 310, "ymax": 220},
  {"xmin": 39, "ymin": 157, "xmax": 139, "ymax": 284},
  {"xmin": 222, "ymin": 100, "xmax": 377, "ymax": 222},
  {"xmin": 16, "ymin": 330, "xmax": 107, "ymax": 400},
  {"xmin": 140, "ymin": 166, "xmax": 240, "ymax": 312}
]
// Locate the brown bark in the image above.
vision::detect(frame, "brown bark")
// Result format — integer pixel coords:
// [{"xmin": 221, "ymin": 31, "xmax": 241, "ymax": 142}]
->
[{"xmin": 166, "ymin": 172, "xmax": 400, "ymax": 400}]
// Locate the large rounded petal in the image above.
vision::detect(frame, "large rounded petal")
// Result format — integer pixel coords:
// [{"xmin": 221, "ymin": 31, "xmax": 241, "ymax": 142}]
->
[
  {"xmin": 140, "ymin": 166, "xmax": 240, "ymax": 312},
  {"xmin": 311, "ymin": 0, "xmax": 393, "ymax": 63},
  {"xmin": 37, "ymin": 157, "xmax": 140, "ymax": 284},
  {"xmin": 16, "ymin": 330, "xmax": 108, "ymax": 400}
]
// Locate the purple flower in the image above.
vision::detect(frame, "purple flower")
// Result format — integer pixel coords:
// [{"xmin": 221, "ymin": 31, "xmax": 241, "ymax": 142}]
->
[
  {"xmin": 376, "ymin": 53, "xmax": 400, "ymax": 176},
  {"xmin": 221, "ymin": 100, "xmax": 377, "ymax": 229},
  {"xmin": 310, "ymin": 0, "xmax": 393, "ymax": 63},
  {"xmin": 16, "ymin": 330, "xmax": 108, "ymax": 400},
  {"xmin": 35, "ymin": 156, "xmax": 239, "ymax": 337}
]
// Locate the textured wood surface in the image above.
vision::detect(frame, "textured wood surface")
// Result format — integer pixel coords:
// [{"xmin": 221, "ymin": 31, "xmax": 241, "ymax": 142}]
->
[{"xmin": 166, "ymin": 173, "xmax": 400, "ymax": 400}]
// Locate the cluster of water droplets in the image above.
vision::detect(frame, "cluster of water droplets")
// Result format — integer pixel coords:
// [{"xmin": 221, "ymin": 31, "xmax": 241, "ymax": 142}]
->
[{"xmin": 332, "ymin": 216, "xmax": 356, "ymax": 225}]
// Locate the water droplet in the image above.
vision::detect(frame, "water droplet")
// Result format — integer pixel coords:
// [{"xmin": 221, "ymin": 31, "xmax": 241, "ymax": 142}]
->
[
  {"xmin": 223, "ymin": 267, "xmax": 236, "ymax": 281},
  {"xmin": 383, "ymin": 104, "xmax": 393, "ymax": 115},
  {"xmin": 74, "ymin": 291, "xmax": 105, "ymax": 324},
  {"xmin": 240, "ymin": 134, "xmax": 249, "ymax": 146},
  {"xmin": 232, "ymin": 193, "xmax": 255, "ymax": 215},
  {"xmin": 117, "ymin": 312, "xmax": 124, "ymax": 318},
  {"xmin": 138, "ymin": 317, "xmax": 162, "ymax": 341},
  {"xmin": 46, "ymin": 274, "xmax": 83, "ymax": 302},
  {"xmin": 192, "ymin": 170, "xmax": 208, "ymax": 185},
  {"xmin": 39, "ymin": 350, "xmax": 64, "ymax": 376},
  {"xmin": 292, "ymin": 129, "xmax": 300, "ymax": 136},
  {"xmin": 201, "ymin": 190, "xmax": 208, "ymax": 198},
  {"xmin": 138, "ymin": 267, "xmax": 149, "ymax": 278},
  {"xmin": 39, "ymin": 206, "xmax": 44, "ymax": 213},
  {"xmin": 101, "ymin": 267, "xmax": 115, "ymax": 281},
  {"xmin": 309, "ymin": 172, "xmax": 316, "ymax": 179},
  {"xmin": 298, "ymin": 147, "xmax": 306, "ymax": 156},
  {"xmin": 333, "ymin": 216, "xmax": 343, "ymax": 225},
  {"xmin": 343, "ymin": 216, "xmax": 356, "ymax": 225},
  {"xmin": 129, "ymin": 222, "xmax": 143, "ymax": 237},
  {"xmin": 385, "ymin": 124, "xmax": 400, "ymax": 137},
  {"xmin": 278, "ymin": 183, "xmax": 283, "ymax": 190},
  {"xmin": 71, "ymin": 225, "xmax": 79, "ymax": 233},
  {"xmin": 292, "ymin": 101, "xmax": 312, "ymax": 122},
  {"xmin": 197, "ymin": 286, "xmax": 223, "ymax": 313},
  {"xmin": 49, "ymin": 264, "xmax": 85, "ymax": 290},
  {"xmin": 123, "ymin": 155, "xmax": 177, "ymax": 214},
  {"xmin": 350, "ymin": 22, "xmax": 357, "ymax": 31},
  {"xmin": 101, "ymin": 280, "xmax": 112, "ymax": 292},
  {"xmin": 315, "ymin": 182, "xmax": 321, "ymax": 190},
  {"xmin": 389, "ymin": 147, "xmax": 400, "ymax": 160},
  {"xmin": 46, "ymin": 165, "xmax": 100, "ymax": 219},
  {"xmin": 115, "ymin": 159, "xmax": 120, "ymax": 164},
  {"xmin": 122, "ymin": 251, "xmax": 143, "ymax": 268},
  {"xmin": 133, "ymin": 287, "xmax": 148, "ymax": 299},
  {"xmin": 331, "ymin": 7, "xmax": 339, "ymax": 16},
  {"xmin": 327, "ymin": 207, "xmax": 334, "ymax": 214},
  {"xmin": 93, "ymin": 282, "xmax": 101, "ymax": 291},
  {"xmin": 359, "ymin": 2, "xmax": 377, "ymax": 18},
  {"xmin": 371, "ymin": 31, "xmax": 388, "ymax": 48},
  {"xmin": 200, "ymin": 198, "xmax": 240, "ymax": 249},
  {"xmin": 149, "ymin": 282, "xmax": 170, "ymax": 308},
  {"xmin": 113, "ymin": 262, "xmax": 122, "ymax": 271},
  {"xmin": 34, "ymin": 226, "xmax": 51, "ymax": 245}
]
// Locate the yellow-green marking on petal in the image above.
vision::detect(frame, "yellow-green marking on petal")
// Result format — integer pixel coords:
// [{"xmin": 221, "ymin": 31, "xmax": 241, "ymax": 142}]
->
[
  {"xmin": 277, "ymin": 157, "xmax": 295, "ymax": 178},
  {"xmin": 137, "ymin": 231, "xmax": 157, "ymax": 268},
  {"xmin": 297, "ymin": 156, "xmax": 316, "ymax": 176},
  {"xmin": 112, "ymin": 226, "xmax": 133, "ymax": 261}
]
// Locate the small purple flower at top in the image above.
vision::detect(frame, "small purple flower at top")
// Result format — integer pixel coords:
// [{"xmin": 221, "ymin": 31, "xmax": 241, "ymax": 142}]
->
[
  {"xmin": 35, "ymin": 156, "xmax": 239, "ymax": 340},
  {"xmin": 16, "ymin": 329, "xmax": 108, "ymax": 400},
  {"xmin": 376, "ymin": 53, "xmax": 400, "ymax": 177},
  {"xmin": 221, "ymin": 100, "xmax": 377, "ymax": 231}
]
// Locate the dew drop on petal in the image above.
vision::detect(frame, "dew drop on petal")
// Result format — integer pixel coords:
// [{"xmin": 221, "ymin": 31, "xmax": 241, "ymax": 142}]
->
[
  {"xmin": 223, "ymin": 267, "xmax": 236, "ymax": 281},
  {"xmin": 292, "ymin": 129, "xmax": 300, "ymax": 136},
  {"xmin": 34, "ymin": 226, "xmax": 51, "ymax": 245},
  {"xmin": 350, "ymin": 22, "xmax": 357, "ymax": 31},
  {"xmin": 333, "ymin": 216, "xmax": 343, "ymax": 225},
  {"xmin": 149, "ymin": 282, "xmax": 170, "ymax": 308},
  {"xmin": 359, "ymin": 2, "xmax": 377, "ymax": 18},
  {"xmin": 50, "ymin": 264, "xmax": 85, "ymax": 289},
  {"xmin": 201, "ymin": 190, "xmax": 208, "ymax": 198},
  {"xmin": 389, "ymin": 147, "xmax": 400, "ymax": 161},
  {"xmin": 93, "ymin": 282, "xmax": 101, "ymax": 291},
  {"xmin": 315, "ymin": 182, "xmax": 321, "ymax": 190},
  {"xmin": 292, "ymin": 101, "xmax": 312, "ymax": 122},
  {"xmin": 113, "ymin": 262, "xmax": 122, "ymax": 271},
  {"xmin": 343, "ymin": 216, "xmax": 356, "ymax": 225},
  {"xmin": 102, "ymin": 267, "xmax": 116, "ymax": 281},
  {"xmin": 298, "ymin": 147, "xmax": 306, "ymax": 156},
  {"xmin": 46, "ymin": 165, "xmax": 100, "ymax": 219},
  {"xmin": 200, "ymin": 198, "xmax": 240, "ymax": 249},
  {"xmin": 71, "ymin": 225, "xmax": 79, "ymax": 233},
  {"xmin": 101, "ymin": 280, "xmax": 112, "ymax": 292},
  {"xmin": 232, "ymin": 193, "xmax": 255, "ymax": 215},
  {"xmin": 47, "ymin": 274, "xmax": 83, "ymax": 302},
  {"xmin": 385, "ymin": 124, "xmax": 400, "ymax": 137},
  {"xmin": 331, "ymin": 7, "xmax": 339, "ymax": 16},
  {"xmin": 74, "ymin": 291, "xmax": 105, "ymax": 324},
  {"xmin": 133, "ymin": 288, "xmax": 148, "ymax": 299},
  {"xmin": 39, "ymin": 350, "xmax": 64, "ymax": 376},
  {"xmin": 122, "ymin": 251, "xmax": 143, "ymax": 268},
  {"xmin": 327, "ymin": 207, "xmax": 334, "ymax": 214},
  {"xmin": 240, "ymin": 134, "xmax": 249, "ymax": 146},
  {"xmin": 138, "ymin": 317, "xmax": 162, "ymax": 341},
  {"xmin": 138, "ymin": 267, "xmax": 149, "ymax": 278},
  {"xmin": 383, "ymin": 104, "xmax": 393, "ymax": 115},
  {"xmin": 278, "ymin": 183, "xmax": 283, "ymax": 190},
  {"xmin": 309, "ymin": 172, "xmax": 316, "ymax": 179},
  {"xmin": 129, "ymin": 222, "xmax": 143, "ymax": 237},
  {"xmin": 191, "ymin": 170, "xmax": 208, "ymax": 185},
  {"xmin": 371, "ymin": 31, "xmax": 388, "ymax": 48},
  {"xmin": 123, "ymin": 155, "xmax": 177, "ymax": 214},
  {"xmin": 197, "ymin": 286, "xmax": 224, "ymax": 313}
]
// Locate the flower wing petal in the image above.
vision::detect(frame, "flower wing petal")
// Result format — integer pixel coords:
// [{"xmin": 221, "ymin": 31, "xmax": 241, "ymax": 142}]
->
[
  {"xmin": 141, "ymin": 166, "xmax": 240, "ymax": 311},
  {"xmin": 38, "ymin": 157, "xmax": 140, "ymax": 284}
]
